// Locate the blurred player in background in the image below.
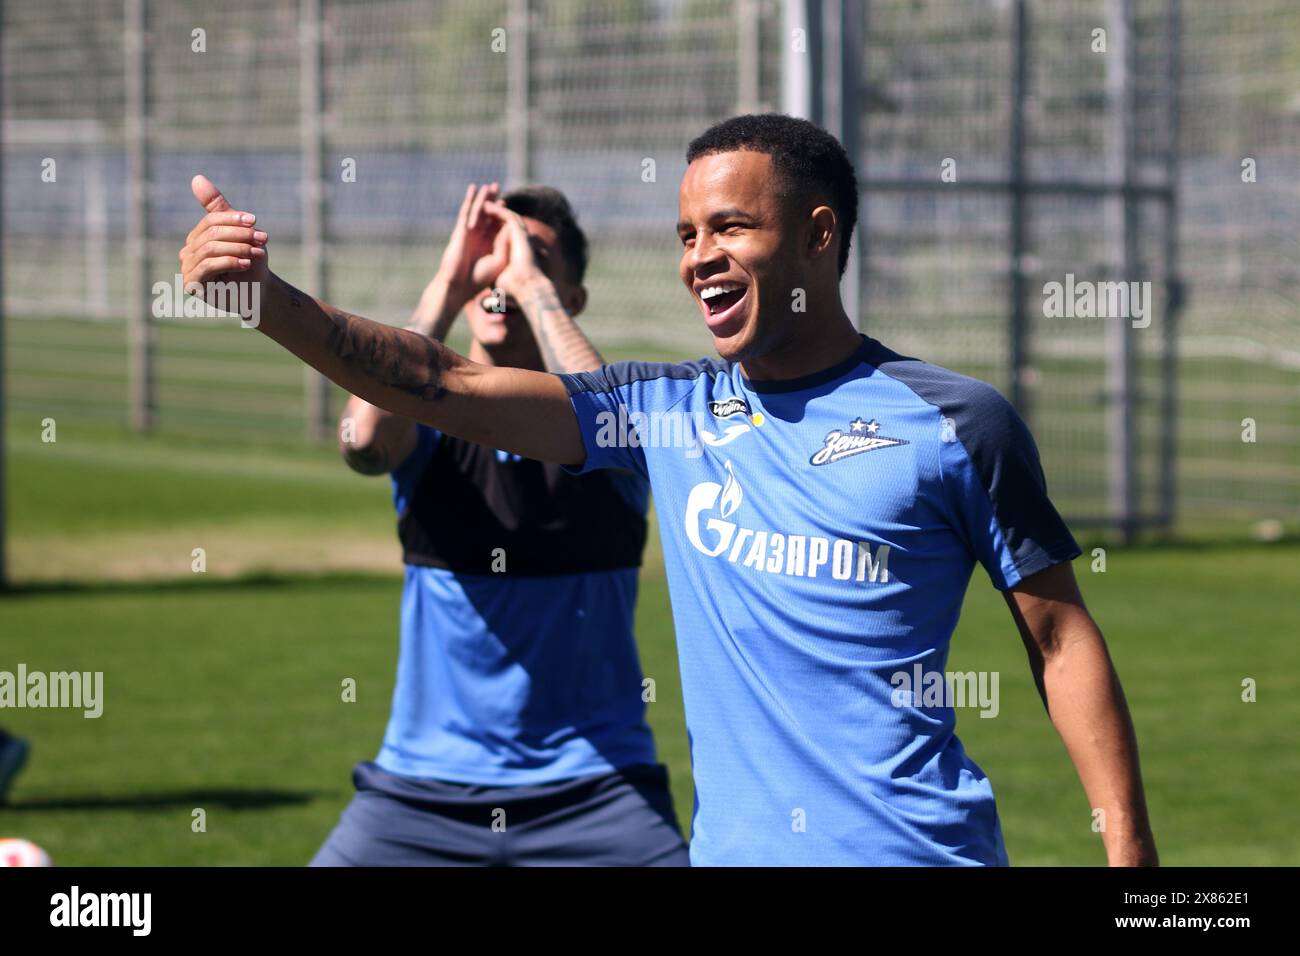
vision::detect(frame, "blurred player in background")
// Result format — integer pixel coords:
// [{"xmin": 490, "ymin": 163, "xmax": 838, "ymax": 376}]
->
[
  {"xmin": 0, "ymin": 728, "xmax": 30, "ymax": 802},
  {"xmin": 310, "ymin": 183, "xmax": 688, "ymax": 867}
]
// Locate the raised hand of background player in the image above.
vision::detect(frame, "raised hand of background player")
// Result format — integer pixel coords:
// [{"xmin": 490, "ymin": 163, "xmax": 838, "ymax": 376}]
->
[
  {"xmin": 433, "ymin": 182, "xmax": 508, "ymax": 315},
  {"xmin": 480, "ymin": 198, "xmax": 547, "ymax": 302},
  {"xmin": 179, "ymin": 175, "xmax": 270, "ymax": 301}
]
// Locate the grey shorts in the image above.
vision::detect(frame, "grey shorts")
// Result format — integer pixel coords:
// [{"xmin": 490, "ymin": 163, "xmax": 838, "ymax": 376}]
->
[{"xmin": 310, "ymin": 761, "xmax": 690, "ymax": 867}]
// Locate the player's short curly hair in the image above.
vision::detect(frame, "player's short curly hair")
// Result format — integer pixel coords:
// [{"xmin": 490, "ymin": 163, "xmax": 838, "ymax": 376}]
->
[
  {"xmin": 686, "ymin": 113, "xmax": 859, "ymax": 278},
  {"xmin": 503, "ymin": 185, "xmax": 589, "ymax": 285}
]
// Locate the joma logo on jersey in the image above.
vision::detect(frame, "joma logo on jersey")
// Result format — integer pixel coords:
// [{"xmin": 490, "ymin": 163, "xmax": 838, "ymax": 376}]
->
[
  {"xmin": 810, "ymin": 418, "xmax": 908, "ymax": 466},
  {"xmin": 700, "ymin": 397, "xmax": 763, "ymax": 447},
  {"xmin": 683, "ymin": 461, "xmax": 891, "ymax": 582}
]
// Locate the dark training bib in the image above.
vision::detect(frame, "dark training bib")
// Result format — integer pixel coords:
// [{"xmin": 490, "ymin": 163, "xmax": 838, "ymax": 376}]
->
[{"xmin": 399, "ymin": 435, "xmax": 647, "ymax": 576}]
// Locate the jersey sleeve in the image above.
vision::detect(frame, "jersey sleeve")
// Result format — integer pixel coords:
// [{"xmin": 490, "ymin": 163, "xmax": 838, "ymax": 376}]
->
[
  {"xmin": 389, "ymin": 423, "xmax": 439, "ymax": 516},
  {"xmin": 938, "ymin": 383, "xmax": 1082, "ymax": 590},
  {"xmin": 557, "ymin": 360, "xmax": 698, "ymax": 480}
]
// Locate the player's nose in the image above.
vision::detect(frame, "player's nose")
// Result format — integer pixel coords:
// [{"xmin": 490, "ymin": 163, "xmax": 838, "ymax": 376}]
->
[{"xmin": 688, "ymin": 232, "xmax": 726, "ymax": 274}]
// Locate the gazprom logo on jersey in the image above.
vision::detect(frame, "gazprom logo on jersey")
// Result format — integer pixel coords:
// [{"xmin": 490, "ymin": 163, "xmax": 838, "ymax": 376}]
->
[{"xmin": 684, "ymin": 461, "xmax": 891, "ymax": 582}]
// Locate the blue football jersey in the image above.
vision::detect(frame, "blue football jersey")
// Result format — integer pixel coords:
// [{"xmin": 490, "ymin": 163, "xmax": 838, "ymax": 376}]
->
[
  {"xmin": 559, "ymin": 333, "xmax": 1082, "ymax": 865},
  {"xmin": 375, "ymin": 425, "xmax": 658, "ymax": 786}
]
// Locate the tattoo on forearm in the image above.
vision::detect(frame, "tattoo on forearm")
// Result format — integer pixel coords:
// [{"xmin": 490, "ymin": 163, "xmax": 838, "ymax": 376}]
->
[
  {"xmin": 525, "ymin": 285, "xmax": 603, "ymax": 373},
  {"xmin": 325, "ymin": 310, "xmax": 449, "ymax": 402}
]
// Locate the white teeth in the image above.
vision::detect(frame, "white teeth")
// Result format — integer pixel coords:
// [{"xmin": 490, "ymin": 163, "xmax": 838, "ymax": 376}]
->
[{"xmin": 700, "ymin": 282, "xmax": 745, "ymax": 301}]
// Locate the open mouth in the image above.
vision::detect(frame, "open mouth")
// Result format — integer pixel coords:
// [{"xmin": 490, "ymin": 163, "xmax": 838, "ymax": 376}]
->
[
  {"xmin": 697, "ymin": 281, "xmax": 750, "ymax": 332},
  {"xmin": 480, "ymin": 292, "xmax": 521, "ymax": 319}
]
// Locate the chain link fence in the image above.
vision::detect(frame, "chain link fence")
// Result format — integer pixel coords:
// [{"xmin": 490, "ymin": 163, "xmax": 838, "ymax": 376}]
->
[{"xmin": 2, "ymin": 0, "xmax": 1297, "ymax": 528}]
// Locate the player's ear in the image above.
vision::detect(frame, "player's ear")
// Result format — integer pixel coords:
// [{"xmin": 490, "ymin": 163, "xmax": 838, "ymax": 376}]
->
[
  {"xmin": 807, "ymin": 205, "xmax": 837, "ymax": 263},
  {"xmin": 565, "ymin": 285, "xmax": 588, "ymax": 319}
]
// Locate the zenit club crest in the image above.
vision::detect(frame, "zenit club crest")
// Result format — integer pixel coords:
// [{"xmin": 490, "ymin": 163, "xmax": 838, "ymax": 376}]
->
[{"xmin": 809, "ymin": 418, "xmax": 908, "ymax": 466}]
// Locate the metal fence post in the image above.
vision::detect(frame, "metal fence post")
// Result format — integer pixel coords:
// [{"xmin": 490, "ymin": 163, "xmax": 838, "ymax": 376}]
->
[
  {"xmin": 737, "ymin": 0, "xmax": 761, "ymax": 115},
  {"xmin": 85, "ymin": 133, "xmax": 110, "ymax": 318},
  {"xmin": 0, "ymin": 0, "xmax": 7, "ymax": 588},
  {"xmin": 781, "ymin": 0, "xmax": 816, "ymax": 120},
  {"xmin": 507, "ymin": 0, "xmax": 532, "ymax": 189},
  {"xmin": 822, "ymin": 0, "xmax": 862, "ymax": 329},
  {"xmin": 1159, "ymin": 0, "xmax": 1183, "ymax": 532},
  {"xmin": 1008, "ymin": 0, "xmax": 1030, "ymax": 420},
  {"xmin": 301, "ymin": 0, "xmax": 330, "ymax": 441},
  {"xmin": 1106, "ymin": 0, "xmax": 1139, "ymax": 543},
  {"xmin": 126, "ymin": 0, "xmax": 154, "ymax": 431},
  {"xmin": 858, "ymin": 0, "xmax": 871, "ymax": 333}
]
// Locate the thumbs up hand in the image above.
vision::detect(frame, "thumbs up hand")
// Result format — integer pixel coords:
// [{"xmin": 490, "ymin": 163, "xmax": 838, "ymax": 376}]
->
[{"xmin": 178, "ymin": 175, "xmax": 270, "ymax": 301}]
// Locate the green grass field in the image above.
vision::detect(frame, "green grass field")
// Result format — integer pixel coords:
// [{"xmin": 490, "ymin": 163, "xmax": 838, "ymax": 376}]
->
[{"xmin": 2, "ymin": 415, "xmax": 1298, "ymax": 865}]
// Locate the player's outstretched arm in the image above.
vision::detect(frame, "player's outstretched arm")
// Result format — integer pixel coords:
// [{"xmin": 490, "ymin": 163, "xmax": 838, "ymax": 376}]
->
[
  {"xmin": 1004, "ymin": 561, "xmax": 1159, "ymax": 866},
  {"xmin": 181, "ymin": 176, "xmax": 586, "ymax": 467}
]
